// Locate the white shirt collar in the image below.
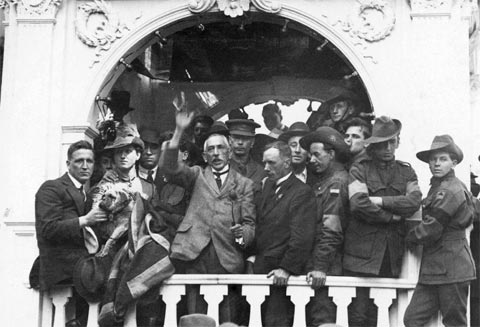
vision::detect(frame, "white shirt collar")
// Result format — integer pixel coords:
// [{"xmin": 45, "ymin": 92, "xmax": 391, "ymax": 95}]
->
[
  {"xmin": 213, "ymin": 165, "xmax": 230, "ymax": 184},
  {"xmin": 138, "ymin": 165, "xmax": 158, "ymax": 180},
  {"xmin": 276, "ymin": 172, "xmax": 292, "ymax": 186},
  {"xmin": 67, "ymin": 172, "xmax": 83, "ymax": 189},
  {"xmin": 295, "ymin": 167, "xmax": 307, "ymax": 184}
]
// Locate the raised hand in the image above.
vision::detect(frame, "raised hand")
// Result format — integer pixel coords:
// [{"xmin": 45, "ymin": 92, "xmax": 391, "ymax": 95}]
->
[{"xmin": 175, "ymin": 108, "xmax": 195, "ymax": 131}]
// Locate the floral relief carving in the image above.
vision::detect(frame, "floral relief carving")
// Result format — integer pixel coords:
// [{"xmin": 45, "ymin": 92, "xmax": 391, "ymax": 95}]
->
[
  {"xmin": 76, "ymin": 0, "xmax": 138, "ymax": 67},
  {"xmin": 188, "ymin": 0, "xmax": 281, "ymax": 18},
  {"xmin": 409, "ymin": 0, "xmax": 453, "ymax": 16},
  {"xmin": 15, "ymin": 0, "xmax": 62, "ymax": 18},
  {"xmin": 321, "ymin": 0, "xmax": 396, "ymax": 64}
]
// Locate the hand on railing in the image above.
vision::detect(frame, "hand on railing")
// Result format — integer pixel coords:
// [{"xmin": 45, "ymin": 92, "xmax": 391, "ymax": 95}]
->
[
  {"xmin": 267, "ymin": 268, "xmax": 290, "ymax": 286},
  {"xmin": 306, "ymin": 270, "xmax": 327, "ymax": 289}
]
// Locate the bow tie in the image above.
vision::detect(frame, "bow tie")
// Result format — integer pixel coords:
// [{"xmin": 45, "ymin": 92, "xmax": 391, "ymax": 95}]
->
[{"xmin": 213, "ymin": 170, "xmax": 229, "ymax": 178}]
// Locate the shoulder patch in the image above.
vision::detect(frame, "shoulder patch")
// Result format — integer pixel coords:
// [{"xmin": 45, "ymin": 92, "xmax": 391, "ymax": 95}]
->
[
  {"xmin": 396, "ymin": 160, "xmax": 411, "ymax": 167},
  {"xmin": 330, "ymin": 188, "xmax": 340, "ymax": 194}
]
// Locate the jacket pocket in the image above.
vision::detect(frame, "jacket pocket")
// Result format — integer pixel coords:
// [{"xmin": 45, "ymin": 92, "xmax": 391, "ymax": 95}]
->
[
  {"xmin": 344, "ymin": 221, "xmax": 377, "ymax": 259},
  {"xmin": 445, "ymin": 240, "xmax": 476, "ymax": 279},
  {"xmin": 421, "ymin": 243, "xmax": 446, "ymax": 275}
]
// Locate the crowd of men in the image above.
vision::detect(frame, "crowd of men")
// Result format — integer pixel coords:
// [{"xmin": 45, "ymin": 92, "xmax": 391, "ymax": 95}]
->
[{"xmin": 32, "ymin": 87, "xmax": 478, "ymax": 327}]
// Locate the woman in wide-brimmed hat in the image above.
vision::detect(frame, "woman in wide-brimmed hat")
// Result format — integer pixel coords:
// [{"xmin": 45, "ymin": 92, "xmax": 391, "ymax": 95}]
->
[{"xmin": 404, "ymin": 134, "xmax": 476, "ymax": 327}]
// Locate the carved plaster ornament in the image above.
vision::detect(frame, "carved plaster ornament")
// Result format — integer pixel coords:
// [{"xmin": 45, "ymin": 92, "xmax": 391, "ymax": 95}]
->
[
  {"xmin": 344, "ymin": 0, "xmax": 395, "ymax": 42},
  {"xmin": 188, "ymin": 0, "xmax": 281, "ymax": 17},
  {"xmin": 0, "ymin": 0, "xmax": 62, "ymax": 19},
  {"xmin": 410, "ymin": 0, "xmax": 449, "ymax": 11},
  {"xmin": 76, "ymin": 0, "xmax": 138, "ymax": 67}
]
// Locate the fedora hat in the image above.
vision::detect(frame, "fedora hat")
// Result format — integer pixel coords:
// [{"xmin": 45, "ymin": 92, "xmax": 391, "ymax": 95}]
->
[
  {"xmin": 300, "ymin": 126, "xmax": 349, "ymax": 161},
  {"xmin": 104, "ymin": 124, "xmax": 144, "ymax": 150},
  {"xmin": 416, "ymin": 134, "xmax": 463, "ymax": 163},
  {"xmin": 73, "ymin": 255, "xmax": 113, "ymax": 303},
  {"xmin": 226, "ymin": 119, "xmax": 261, "ymax": 137},
  {"xmin": 278, "ymin": 122, "xmax": 310, "ymax": 143},
  {"xmin": 178, "ymin": 314, "xmax": 216, "ymax": 327},
  {"xmin": 364, "ymin": 116, "xmax": 402, "ymax": 144}
]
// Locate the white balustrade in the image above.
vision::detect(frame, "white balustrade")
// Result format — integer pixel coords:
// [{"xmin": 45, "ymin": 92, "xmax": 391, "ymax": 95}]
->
[{"xmin": 37, "ymin": 275, "xmax": 460, "ymax": 327}]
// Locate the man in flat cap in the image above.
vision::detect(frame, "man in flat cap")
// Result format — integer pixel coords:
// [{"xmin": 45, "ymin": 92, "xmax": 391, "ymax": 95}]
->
[
  {"xmin": 299, "ymin": 127, "xmax": 350, "ymax": 326},
  {"xmin": 343, "ymin": 116, "xmax": 422, "ymax": 327},
  {"xmin": 262, "ymin": 103, "xmax": 288, "ymax": 139},
  {"xmin": 404, "ymin": 135, "xmax": 476, "ymax": 327},
  {"xmin": 279, "ymin": 121, "xmax": 317, "ymax": 185},
  {"xmin": 226, "ymin": 119, "xmax": 266, "ymax": 192}
]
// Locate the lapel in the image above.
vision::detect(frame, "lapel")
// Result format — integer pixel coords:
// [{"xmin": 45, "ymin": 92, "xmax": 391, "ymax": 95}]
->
[
  {"xmin": 204, "ymin": 167, "xmax": 221, "ymax": 194},
  {"xmin": 61, "ymin": 173, "xmax": 86, "ymax": 215},
  {"xmin": 219, "ymin": 169, "xmax": 237, "ymax": 197},
  {"xmin": 261, "ymin": 173, "xmax": 296, "ymax": 217}
]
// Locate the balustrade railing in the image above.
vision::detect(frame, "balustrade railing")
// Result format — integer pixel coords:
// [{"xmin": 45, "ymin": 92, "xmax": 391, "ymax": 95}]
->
[{"xmin": 39, "ymin": 274, "xmax": 447, "ymax": 327}]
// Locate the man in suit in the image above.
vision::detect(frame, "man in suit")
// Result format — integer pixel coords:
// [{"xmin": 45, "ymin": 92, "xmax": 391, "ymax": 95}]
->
[
  {"xmin": 279, "ymin": 121, "xmax": 316, "ymax": 185},
  {"xmin": 162, "ymin": 110, "xmax": 256, "ymax": 324},
  {"xmin": 343, "ymin": 116, "xmax": 422, "ymax": 326},
  {"xmin": 35, "ymin": 140, "xmax": 107, "ymax": 326},
  {"xmin": 251, "ymin": 140, "xmax": 316, "ymax": 327}
]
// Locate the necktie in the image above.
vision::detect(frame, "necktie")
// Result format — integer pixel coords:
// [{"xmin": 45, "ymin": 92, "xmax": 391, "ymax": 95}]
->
[
  {"xmin": 213, "ymin": 170, "xmax": 229, "ymax": 190},
  {"xmin": 79, "ymin": 185, "xmax": 86, "ymax": 202},
  {"xmin": 147, "ymin": 170, "xmax": 154, "ymax": 183}
]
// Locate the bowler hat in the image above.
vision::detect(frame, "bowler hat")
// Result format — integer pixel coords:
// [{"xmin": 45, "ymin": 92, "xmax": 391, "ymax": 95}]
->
[
  {"xmin": 139, "ymin": 128, "xmax": 161, "ymax": 145},
  {"xmin": 73, "ymin": 255, "xmax": 113, "ymax": 302},
  {"xmin": 278, "ymin": 122, "xmax": 310, "ymax": 143},
  {"xmin": 321, "ymin": 87, "xmax": 359, "ymax": 109},
  {"xmin": 178, "ymin": 314, "xmax": 216, "ymax": 327},
  {"xmin": 204, "ymin": 121, "xmax": 230, "ymax": 138},
  {"xmin": 300, "ymin": 126, "xmax": 349, "ymax": 160},
  {"xmin": 226, "ymin": 119, "xmax": 261, "ymax": 137},
  {"xmin": 416, "ymin": 134, "xmax": 463, "ymax": 163},
  {"xmin": 364, "ymin": 116, "xmax": 402, "ymax": 144},
  {"xmin": 192, "ymin": 115, "xmax": 214, "ymax": 127},
  {"xmin": 104, "ymin": 124, "xmax": 144, "ymax": 150}
]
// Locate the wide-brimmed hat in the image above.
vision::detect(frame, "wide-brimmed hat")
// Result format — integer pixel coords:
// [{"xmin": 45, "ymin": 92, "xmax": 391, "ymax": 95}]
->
[
  {"xmin": 204, "ymin": 121, "xmax": 230, "ymax": 138},
  {"xmin": 226, "ymin": 119, "xmax": 261, "ymax": 137},
  {"xmin": 73, "ymin": 255, "xmax": 113, "ymax": 302},
  {"xmin": 104, "ymin": 125, "xmax": 144, "ymax": 150},
  {"xmin": 416, "ymin": 134, "xmax": 463, "ymax": 163},
  {"xmin": 278, "ymin": 122, "xmax": 310, "ymax": 143},
  {"xmin": 364, "ymin": 116, "xmax": 402, "ymax": 144},
  {"xmin": 178, "ymin": 314, "xmax": 216, "ymax": 327},
  {"xmin": 300, "ymin": 126, "xmax": 349, "ymax": 161},
  {"xmin": 321, "ymin": 86, "xmax": 359, "ymax": 109}
]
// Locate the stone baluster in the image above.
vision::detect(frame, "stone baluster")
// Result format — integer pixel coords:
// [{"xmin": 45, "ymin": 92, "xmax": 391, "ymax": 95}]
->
[
  {"xmin": 40, "ymin": 292, "xmax": 54, "ymax": 327},
  {"xmin": 371, "ymin": 288, "xmax": 397, "ymax": 327},
  {"xmin": 123, "ymin": 303, "xmax": 137, "ymax": 327},
  {"xmin": 329, "ymin": 286, "xmax": 355, "ymax": 327},
  {"xmin": 50, "ymin": 287, "xmax": 72, "ymax": 327},
  {"xmin": 200, "ymin": 284, "xmax": 228, "ymax": 324},
  {"xmin": 86, "ymin": 302, "xmax": 100, "ymax": 327},
  {"xmin": 242, "ymin": 285, "xmax": 269, "ymax": 327},
  {"xmin": 160, "ymin": 284, "xmax": 185, "ymax": 327},
  {"xmin": 286, "ymin": 286, "xmax": 314, "ymax": 327}
]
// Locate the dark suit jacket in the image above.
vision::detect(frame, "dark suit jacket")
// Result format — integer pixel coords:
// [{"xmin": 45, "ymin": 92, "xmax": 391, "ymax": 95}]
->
[
  {"xmin": 35, "ymin": 173, "xmax": 91, "ymax": 291},
  {"xmin": 253, "ymin": 173, "xmax": 316, "ymax": 275}
]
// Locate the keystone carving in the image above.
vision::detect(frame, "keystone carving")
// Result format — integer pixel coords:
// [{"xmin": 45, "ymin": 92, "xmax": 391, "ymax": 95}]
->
[{"xmin": 188, "ymin": 0, "xmax": 281, "ymax": 18}]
